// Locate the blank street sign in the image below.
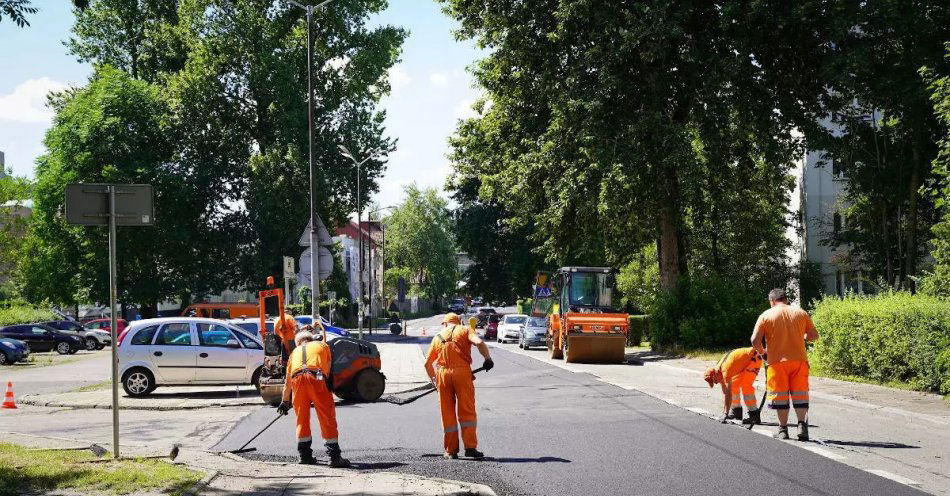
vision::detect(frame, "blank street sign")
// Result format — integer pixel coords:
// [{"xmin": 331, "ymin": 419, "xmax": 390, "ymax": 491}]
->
[{"xmin": 65, "ymin": 183, "xmax": 154, "ymax": 226}]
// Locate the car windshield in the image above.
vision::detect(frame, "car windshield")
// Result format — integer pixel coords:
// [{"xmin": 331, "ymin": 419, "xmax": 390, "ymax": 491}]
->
[
  {"xmin": 506, "ymin": 316, "xmax": 527, "ymax": 324},
  {"xmin": 527, "ymin": 317, "xmax": 547, "ymax": 327},
  {"xmin": 568, "ymin": 272, "xmax": 615, "ymax": 309}
]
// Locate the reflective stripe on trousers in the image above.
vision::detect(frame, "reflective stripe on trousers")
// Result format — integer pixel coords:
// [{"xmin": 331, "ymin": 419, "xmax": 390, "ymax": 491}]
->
[{"xmin": 437, "ymin": 366, "xmax": 477, "ymax": 453}]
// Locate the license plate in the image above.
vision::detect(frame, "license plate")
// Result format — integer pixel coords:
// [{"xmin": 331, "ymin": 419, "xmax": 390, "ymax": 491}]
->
[{"xmin": 591, "ymin": 325, "xmax": 603, "ymax": 331}]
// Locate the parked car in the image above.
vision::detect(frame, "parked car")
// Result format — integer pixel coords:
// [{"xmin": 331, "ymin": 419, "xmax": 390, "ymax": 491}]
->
[
  {"xmin": 83, "ymin": 318, "xmax": 128, "ymax": 335},
  {"xmin": 448, "ymin": 298, "xmax": 466, "ymax": 314},
  {"xmin": 474, "ymin": 307, "xmax": 497, "ymax": 328},
  {"xmin": 45, "ymin": 320, "xmax": 111, "ymax": 350},
  {"xmin": 0, "ymin": 324, "xmax": 84, "ymax": 354},
  {"xmin": 484, "ymin": 314, "xmax": 500, "ymax": 341},
  {"xmin": 0, "ymin": 337, "xmax": 29, "ymax": 365},
  {"xmin": 497, "ymin": 314, "xmax": 528, "ymax": 343},
  {"xmin": 117, "ymin": 318, "xmax": 265, "ymax": 397},
  {"xmin": 228, "ymin": 318, "xmax": 275, "ymax": 337},
  {"xmin": 519, "ymin": 316, "xmax": 548, "ymax": 350},
  {"xmin": 293, "ymin": 315, "xmax": 349, "ymax": 338}
]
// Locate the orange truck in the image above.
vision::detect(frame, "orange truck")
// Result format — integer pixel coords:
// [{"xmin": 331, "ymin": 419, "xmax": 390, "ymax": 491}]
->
[{"xmin": 538, "ymin": 267, "xmax": 628, "ymax": 363}]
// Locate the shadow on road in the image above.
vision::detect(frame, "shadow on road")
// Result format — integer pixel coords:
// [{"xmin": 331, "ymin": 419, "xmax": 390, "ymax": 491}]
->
[
  {"xmin": 419, "ymin": 454, "xmax": 571, "ymax": 464},
  {"xmin": 351, "ymin": 461, "xmax": 406, "ymax": 470},
  {"xmin": 132, "ymin": 388, "xmax": 259, "ymax": 400},
  {"xmin": 823, "ymin": 440, "xmax": 919, "ymax": 449}
]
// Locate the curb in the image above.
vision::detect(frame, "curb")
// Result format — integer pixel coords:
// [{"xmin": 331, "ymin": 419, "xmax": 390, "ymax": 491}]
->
[
  {"xmin": 182, "ymin": 469, "xmax": 219, "ymax": 496},
  {"xmin": 19, "ymin": 395, "xmax": 262, "ymax": 411}
]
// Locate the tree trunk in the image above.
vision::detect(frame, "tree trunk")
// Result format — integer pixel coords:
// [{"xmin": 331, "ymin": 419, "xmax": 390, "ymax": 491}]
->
[
  {"xmin": 904, "ymin": 145, "xmax": 922, "ymax": 291},
  {"xmin": 657, "ymin": 166, "xmax": 688, "ymax": 291}
]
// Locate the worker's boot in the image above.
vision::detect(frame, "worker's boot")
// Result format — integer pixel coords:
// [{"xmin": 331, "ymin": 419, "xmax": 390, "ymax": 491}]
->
[
  {"xmin": 773, "ymin": 426, "xmax": 790, "ymax": 440},
  {"xmin": 742, "ymin": 409, "xmax": 761, "ymax": 425},
  {"xmin": 729, "ymin": 407, "xmax": 743, "ymax": 420},
  {"xmin": 326, "ymin": 442, "xmax": 351, "ymax": 468},
  {"xmin": 297, "ymin": 441, "xmax": 316, "ymax": 465},
  {"xmin": 464, "ymin": 448, "xmax": 484, "ymax": 459},
  {"xmin": 797, "ymin": 420, "xmax": 810, "ymax": 442}
]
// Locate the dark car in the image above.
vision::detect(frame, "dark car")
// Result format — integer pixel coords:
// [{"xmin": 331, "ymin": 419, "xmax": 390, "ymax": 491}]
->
[
  {"xmin": 0, "ymin": 337, "xmax": 29, "ymax": 365},
  {"xmin": 484, "ymin": 314, "xmax": 500, "ymax": 340},
  {"xmin": 448, "ymin": 298, "xmax": 466, "ymax": 314},
  {"xmin": 474, "ymin": 307, "xmax": 497, "ymax": 328},
  {"xmin": 0, "ymin": 324, "xmax": 84, "ymax": 355},
  {"xmin": 46, "ymin": 320, "xmax": 111, "ymax": 350}
]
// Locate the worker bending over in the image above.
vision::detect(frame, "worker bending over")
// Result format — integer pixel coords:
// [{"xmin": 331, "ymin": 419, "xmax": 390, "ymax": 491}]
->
[
  {"xmin": 704, "ymin": 347, "xmax": 762, "ymax": 424},
  {"xmin": 277, "ymin": 329, "xmax": 350, "ymax": 467},
  {"xmin": 424, "ymin": 313, "xmax": 494, "ymax": 459},
  {"xmin": 751, "ymin": 288, "xmax": 819, "ymax": 440},
  {"xmin": 274, "ymin": 306, "xmax": 298, "ymax": 360}
]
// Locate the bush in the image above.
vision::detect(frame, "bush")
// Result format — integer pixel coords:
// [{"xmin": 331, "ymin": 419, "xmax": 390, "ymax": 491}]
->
[
  {"xmin": 627, "ymin": 315, "xmax": 649, "ymax": 346},
  {"xmin": 650, "ymin": 276, "xmax": 766, "ymax": 350},
  {"xmin": 811, "ymin": 292, "xmax": 950, "ymax": 394},
  {"xmin": 0, "ymin": 302, "xmax": 56, "ymax": 326}
]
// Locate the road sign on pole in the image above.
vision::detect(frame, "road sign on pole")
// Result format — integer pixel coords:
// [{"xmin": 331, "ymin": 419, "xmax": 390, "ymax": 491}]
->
[{"xmin": 65, "ymin": 183, "xmax": 154, "ymax": 460}]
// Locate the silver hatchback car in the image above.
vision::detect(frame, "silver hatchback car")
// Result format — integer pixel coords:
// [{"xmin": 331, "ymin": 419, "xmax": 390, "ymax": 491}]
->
[
  {"xmin": 519, "ymin": 316, "xmax": 548, "ymax": 350},
  {"xmin": 117, "ymin": 318, "xmax": 264, "ymax": 397}
]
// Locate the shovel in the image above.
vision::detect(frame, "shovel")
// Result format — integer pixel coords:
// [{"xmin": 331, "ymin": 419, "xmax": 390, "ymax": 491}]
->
[
  {"xmin": 381, "ymin": 366, "xmax": 485, "ymax": 406},
  {"xmin": 228, "ymin": 413, "xmax": 283, "ymax": 454}
]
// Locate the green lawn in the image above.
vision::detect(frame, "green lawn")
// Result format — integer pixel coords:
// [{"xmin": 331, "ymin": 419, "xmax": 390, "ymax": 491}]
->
[{"xmin": 0, "ymin": 443, "xmax": 202, "ymax": 496}]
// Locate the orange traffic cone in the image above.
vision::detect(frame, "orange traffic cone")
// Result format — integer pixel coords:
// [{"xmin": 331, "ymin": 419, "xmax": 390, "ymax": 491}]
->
[{"xmin": 2, "ymin": 382, "xmax": 16, "ymax": 409}]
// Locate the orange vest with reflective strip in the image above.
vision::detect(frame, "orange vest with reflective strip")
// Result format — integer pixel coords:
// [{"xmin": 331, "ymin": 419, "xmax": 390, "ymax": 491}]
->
[
  {"xmin": 433, "ymin": 324, "xmax": 474, "ymax": 368},
  {"xmin": 717, "ymin": 347, "xmax": 760, "ymax": 379},
  {"xmin": 286, "ymin": 340, "xmax": 331, "ymax": 377}
]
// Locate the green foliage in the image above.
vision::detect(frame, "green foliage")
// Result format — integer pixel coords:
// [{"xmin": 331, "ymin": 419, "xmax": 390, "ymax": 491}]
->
[
  {"xmin": 0, "ymin": 172, "xmax": 31, "ymax": 296},
  {"xmin": 627, "ymin": 315, "xmax": 650, "ymax": 347},
  {"xmin": 384, "ymin": 185, "xmax": 458, "ymax": 300},
  {"xmin": 811, "ymin": 292, "xmax": 950, "ymax": 394},
  {"xmin": 920, "ymin": 44, "xmax": 950, "ymax": 297},
  {"xmin": 650, "ymin": 276, "xmax": 766, "ymax": 350},
  {"xmin": 616, "ymin": 245, "xmax": 660, "ymax": 314},
  {"xmin": 297, "ymin": 285, "xmax": 312, "ymax": 311},
  {"xmin": 0, "ymin": 0, "xmax": 37, "ymax": 27},
  {"xmin": 797, "ymin": 260, "xmax": 825, "ymax": 310},
  {"xmin": 0, "ymin": 302, "xmax": 55, "ymax": 326}
]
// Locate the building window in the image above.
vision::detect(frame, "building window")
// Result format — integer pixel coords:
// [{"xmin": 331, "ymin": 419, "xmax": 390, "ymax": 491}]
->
[{"xmin": 831, "ymin": 159, "xmax": 842, "ymax": 177}]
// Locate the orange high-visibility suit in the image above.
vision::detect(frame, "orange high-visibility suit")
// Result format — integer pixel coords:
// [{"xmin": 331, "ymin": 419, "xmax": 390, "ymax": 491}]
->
[
  {"xmin": 425, "ymin": 323, "xmax": 480, "ymax": 454},
  {"xmin": 753, "ymin": 304, "xmax": 815, "ymax": 411},
  {"xmin": 274, "ymin": 313, "xmax": 298, "ymax": 355},
  {"xmin": 716, "ymin": 347, "xmax": 761, "ymax": 411},
  {"xmin": 285, "ymin": 340, "xmax": 338, "ymax": 445}
]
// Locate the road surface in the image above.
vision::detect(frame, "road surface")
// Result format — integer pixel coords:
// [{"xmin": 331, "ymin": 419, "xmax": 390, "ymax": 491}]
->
[{"xmin": 213, "ymin": 342, "xmax": 924, "ymax": 496}]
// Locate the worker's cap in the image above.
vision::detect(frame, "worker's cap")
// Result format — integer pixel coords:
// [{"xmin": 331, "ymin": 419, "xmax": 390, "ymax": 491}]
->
[
  {"xmin": 704, "ymin": 368, "xmax": 720, "ymax": 388},
  {"xmin": 443, "ymin": 313, "xmax": 461, "ymax": 325},
  {"xmin": 294, "ymin": 330, "xmax": 314, "ymax": 346}
]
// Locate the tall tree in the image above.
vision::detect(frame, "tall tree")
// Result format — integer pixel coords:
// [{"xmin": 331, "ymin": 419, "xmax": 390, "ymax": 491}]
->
[
  {"xmin": 0, "ymin": 171, "xmax": 31, "ymax": 298},
  {"xmin": 0, "ymin": 0, "xmax": 36, "ymax": 27},
  {"xmin": 920, "ymin": 43, "xmax": 950, "ymax": 297},
  {"xmin": 384, "ymin": 184, "xmax": 457, "ymax": 301},
  {"xmin": 442, "ymin": 1, "xmax": 829, "ymax": 290}
]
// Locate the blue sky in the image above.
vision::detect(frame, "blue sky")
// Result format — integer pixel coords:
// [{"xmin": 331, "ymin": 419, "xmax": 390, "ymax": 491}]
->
[{"xmin": 0, "ymin": 1, "xmax": 482, "ymax": 207}]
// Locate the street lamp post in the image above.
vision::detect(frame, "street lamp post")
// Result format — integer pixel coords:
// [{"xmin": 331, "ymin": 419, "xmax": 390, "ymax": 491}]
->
[
  {"xmin": 338, "ymin": 145, "xmax": 382, "ymax": 339},
  {"xmin": 288, "ymin": 0, "xmax": 335, "ymax": 325}
]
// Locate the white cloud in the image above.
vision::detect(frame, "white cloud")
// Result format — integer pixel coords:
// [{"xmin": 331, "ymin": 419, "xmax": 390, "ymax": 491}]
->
[
  {"xmin": 429, "ymin": 72, "xmax": 449, "ymax": 86},
  {"xmin": 387, "ymin": 65, "xmax": 411, "ymax": 93},
  {"xmin": 0, "ymin": 77, "xmax": 68, "ymax": 123}
]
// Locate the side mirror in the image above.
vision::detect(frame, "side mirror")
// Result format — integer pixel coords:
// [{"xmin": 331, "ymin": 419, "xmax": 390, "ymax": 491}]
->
[{"xmin": 226, "ymin": 339, "xmax": 241, "ymax": 348}]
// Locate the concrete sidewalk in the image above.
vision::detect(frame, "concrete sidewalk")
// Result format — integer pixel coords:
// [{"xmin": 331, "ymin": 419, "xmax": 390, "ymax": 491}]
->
[
  {"xmin": 496, "ymin": 343, "xmax": 950, "ymax": 495},
  {"xmin": 2, "ymin": 431, "xmax": 494, "ymax": 496}
]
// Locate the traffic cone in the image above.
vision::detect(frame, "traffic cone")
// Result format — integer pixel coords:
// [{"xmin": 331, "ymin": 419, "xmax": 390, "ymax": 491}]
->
[{"xmin": 2, "ymin": 382, "xmax": 16, "ymax": 409}]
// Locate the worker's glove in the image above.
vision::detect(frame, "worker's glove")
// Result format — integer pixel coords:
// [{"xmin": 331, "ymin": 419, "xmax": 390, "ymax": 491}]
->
[
  {"xmin": 483, "ymin": 358, "xmax": 494, "ymax": 372},
  {"xmin": 277, "ymin": 401, "xmax": 291, "ymax": 416}
]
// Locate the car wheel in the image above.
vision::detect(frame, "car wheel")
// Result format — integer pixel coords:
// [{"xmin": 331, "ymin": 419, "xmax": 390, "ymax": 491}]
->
[
  {"xmin": 95, "ymin": 342, "xmax": 105, "ymax": 350},
  {"xmin": 56, "ymin": 342, "xmax": 71, "ymax": 355},
  {"xmin": 85, "ymin": 337, "xmax": 98, "ymax": 351},
  {"xmin": 251, "ymin": 367, "xmax": 262, "ymax": 392},
  {"xmin": 122, "ymin": 368, "xmax": 156, "ymax": 397},
  {"xmin": 0, "ymin": 352, "xmax": 8, "ymax": 365}
]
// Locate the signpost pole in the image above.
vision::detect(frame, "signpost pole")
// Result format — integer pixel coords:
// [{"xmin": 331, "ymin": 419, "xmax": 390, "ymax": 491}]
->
[{"xmin": 107, "ymin": 185, "xmax": 120, "ymax": 459}]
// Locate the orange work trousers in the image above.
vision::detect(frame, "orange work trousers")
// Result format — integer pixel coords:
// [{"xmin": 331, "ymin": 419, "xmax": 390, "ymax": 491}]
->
[
  {"xmin": 437, "ymin": 366, "xmax": 477, "ymax": 454},
  {"xmin": 727, "ymin": 370, "xmax": 759, "ymax": 410},
  {"xmin": 291, "ymin": 372, "xmax": 339, "ymax": 443}
]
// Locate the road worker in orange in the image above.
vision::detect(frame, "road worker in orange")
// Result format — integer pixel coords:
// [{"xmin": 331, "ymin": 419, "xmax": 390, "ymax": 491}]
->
[
  {"xmin": 751, "ymin": 288, "xmax": 819, "ymax": 440},
  {"xmin": 274, "ymin": 306, "xmax": 298, "ymax": 360},
  {"xmin": 277, "ymin": 329, "xmax": 350, "ymax": 467},
  {"xmin": 424, "ymin": 313, "xmax": 494, "ymax": 459},
  {"xmin": 704, "ymin": 347, "xmax": 762, "ymax": 425}
]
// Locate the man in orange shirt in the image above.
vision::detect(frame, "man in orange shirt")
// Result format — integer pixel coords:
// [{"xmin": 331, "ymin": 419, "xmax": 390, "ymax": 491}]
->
[
  {"xmin": 273, "ymin": 306, "xmax": 298, "ymax": 359},
  {"xmin": 751, "ymin": 288, "xmax": 819, "ymax": 440},
  {"xmin": 424, "ymin": 313, "xmax": 494, "ymax": 459},
  {"xmin": 704, "ymin": 347, "xmax": 762, "ymax": 424}
]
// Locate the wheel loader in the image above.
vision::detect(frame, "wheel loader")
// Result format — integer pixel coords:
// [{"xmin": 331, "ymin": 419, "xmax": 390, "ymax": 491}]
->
[
  {"xmin": 255, "ymin": 278, "xmax": 385, "ymax": 406},
  {"xmin": 539, "ymin": 267, "xmax": 629, "ymax": 364}
]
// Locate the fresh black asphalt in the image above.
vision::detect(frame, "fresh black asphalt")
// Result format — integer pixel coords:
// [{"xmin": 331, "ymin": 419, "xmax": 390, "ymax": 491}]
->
[{"xmin": 212, "ymin": 343, "xmax": 925, "ymax": 496}]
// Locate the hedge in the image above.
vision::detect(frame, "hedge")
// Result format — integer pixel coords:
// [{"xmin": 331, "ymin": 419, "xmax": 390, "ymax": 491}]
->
[
  {"xmin": 0, "ymin": 302, "xmax": 56, "ymax": 327},
  {"xmin": 627, "ymin": 315, "xmax": 649, "ymax": 346},
  {"xmin": 811, "ymin": 292, "xmax": 950, "ymax": 394}
]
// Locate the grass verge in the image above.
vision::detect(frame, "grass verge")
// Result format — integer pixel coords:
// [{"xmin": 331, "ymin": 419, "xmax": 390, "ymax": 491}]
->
[
  {"xmin": 71, "ymin": 380, "xmax": 112, "ymax": 393},
  {"xmin": 0, "ymin": 443, "xmax": 202, "ymax": 496}
]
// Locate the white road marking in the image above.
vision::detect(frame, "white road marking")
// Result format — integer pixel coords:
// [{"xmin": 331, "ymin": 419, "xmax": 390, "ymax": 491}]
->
[
  {"xmin": 865, "ymin": 469, "xmax": 921, "ymax": 486},
  {"xmin": 686, "ymin": 407, "xmax": 709, "ymax": 415},
  {"xmin": 800, "ymin": 445, "xmax": 847, "ymax": 461}
]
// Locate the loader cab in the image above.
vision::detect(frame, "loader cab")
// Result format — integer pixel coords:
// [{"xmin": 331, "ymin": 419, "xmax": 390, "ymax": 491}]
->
[{"xmin": 555, "ymin": 267, "xmax": 618, "ymax": 314}]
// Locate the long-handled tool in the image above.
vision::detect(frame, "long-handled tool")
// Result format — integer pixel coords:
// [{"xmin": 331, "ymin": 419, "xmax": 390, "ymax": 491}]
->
[
  {"xmin": 747, "ymin": 361, "xmax": 768, "ymax": 430},
  {"xmin": 228, "ymin": 413, "xmax": 283, "ymax": 454},
  {"xmin": 381, "ymin": 366, "xmax": 485, "ymax": 406}
]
